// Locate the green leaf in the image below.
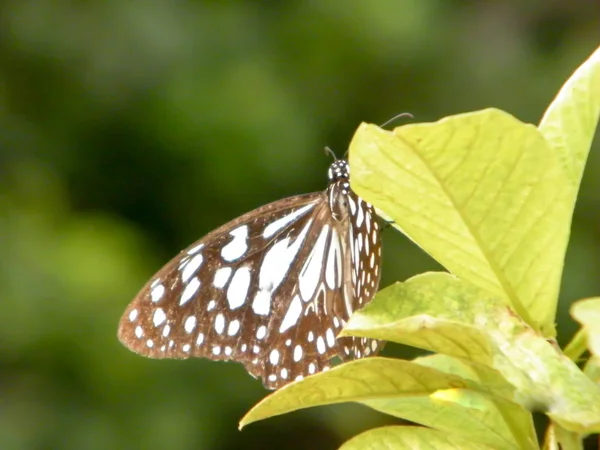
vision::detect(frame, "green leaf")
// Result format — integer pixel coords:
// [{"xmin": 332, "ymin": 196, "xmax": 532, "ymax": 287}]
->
[
  {"xmin": 583, "ymin": 356, "xmax": 600, "ymax": 384},
  {"xmin": 571, "ymin": 297, "xmax": 600, "ymax": 355},
  {"xmin": 345, "ymin": 273, "xmax": 600, "ymax": 434},
  {"xmin": 413, "ymin": 354, "xmax": 515, "ymax": 401},
  {"xmin": 340, "ymin": 273, "xmax": 497, "ymax": 365},
  {"xmin": 563, "ymin": 328, "xmax": 587, "ymax": 362},
  {"xmin": 361, "ymin": 389, "xmax": 537, "ymax": 450},
  {"xmin": 349, "ymin": 109, "xmax": 573, "ymax": 336},
  {"xmin": 339, "ymin": 426, "xmax": 495, "ymax": 450},
  {"xmin": 538, "ymin": 45, "xmax": 600, "ymax": 193},
  {"xmin": 240, "ymin": 352, "xmax": 535, "ymax": 449},
  {"xmin": 239, "ymin": 357, "xmax": 468, "ymax": 429}
]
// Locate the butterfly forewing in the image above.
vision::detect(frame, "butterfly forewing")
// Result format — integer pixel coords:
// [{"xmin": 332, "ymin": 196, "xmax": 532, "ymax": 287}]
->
[{"xmin": 118, "ymin": 159, "xmax": 382, "ymax": 389}]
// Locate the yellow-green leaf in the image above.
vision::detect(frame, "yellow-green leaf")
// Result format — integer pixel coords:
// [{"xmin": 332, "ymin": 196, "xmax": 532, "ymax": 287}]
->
[
  {"xmin": 345, "ymin": 273, "xmax": 600, "ymax": 434},
  {"xmin": 239, "ymin": 357, "xmax": 468, "ymax": 429},
  {"xmin": 362, "ymin": 389, "xmax": 537, "ymax": 450},
  {"xmin": 414, "ymin": 354, "xmax": 515, "ymax": 401},
  {"xmin": 340, "ymin": 426, "xmax": 495, "ymax": 450},
  {"xmin": 584, "ymin": 356, "xmax": 600, "ymax": 385},
  {"xmin": 341, "ymin": 273, "xmax": 496, "ymax": 365},
  {"xmin": 571, "ymin": 297, "xmax": 600, "ymax": 356},
  {"xmin": 350, "ymin": 109, "xmax": 573, "ymax": 336},
  {"xmin": 538, "ymin": 45, "xmax": 600, "ymax": 192}
]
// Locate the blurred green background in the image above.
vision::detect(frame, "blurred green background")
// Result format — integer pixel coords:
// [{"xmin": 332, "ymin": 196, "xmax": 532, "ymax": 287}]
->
[{"xmin": 1, "ymin": 1, "xmax": 598, "ymax": 449}]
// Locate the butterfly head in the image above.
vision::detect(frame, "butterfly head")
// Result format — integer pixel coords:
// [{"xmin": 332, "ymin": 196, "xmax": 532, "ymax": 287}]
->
[{"xmin": 327, "ymin": 159, "xmax": 350, "ymax": 182}]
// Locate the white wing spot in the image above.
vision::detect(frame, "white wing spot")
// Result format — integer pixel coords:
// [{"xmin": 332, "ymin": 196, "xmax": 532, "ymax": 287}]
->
[
  {"xmin": 182, "ymin": 253, "xmax": 203, "ymax": 282},
  {"xmin": 241, "ymin": 344, "xmax": 247, "ymax": 352},
  {"xmin": 308, "ymin": 331, "xmax": 314, "ymax": 342},
  {"xmin": 285, "ymin": 339, "xmax": 291, "ymax": 346},
  {"xmin": 308, "ymin": 363, "xmax": 316, "ymax": 374},
  {"xmin": 316, "ymin": 336, "xmax": 326, "ymax": 354},
  {"xmin": 146, "ymin": 339, "xmax": 154, "ymax": 348},
  {"xmin": 224, "ymin": 346, "xmax": 233, "ymax": 356},
  {"xmin": 178, "ymin": 256, "xmax": 190, "ymax": 270},
  {"xmin": 180, "ymin": 277, "xmax": 201, "ymax": 305},
  {"xmin": 348, "ymin": 196, "xmax": 356, "ymax": 214},
  {"xmin": 263, "ymin": 203, "xmax": 315, "ymax": 238},
  {"xmin": 221, "ymin": 225, "xmax": 248, "ymax": 261},
  {"xmin": 356, "ymin": 202, "xmax": 364, "ymax": 227},
  {"xmin": 196, "ymin": 333, "xmax": 204, "ymax": 346},
  {"xmin": 325, "ymin": 230, "xmax": 342, "ymax": 289},
  {"xmin": 326, "ymin": 328, "xmax": 335, "ymax": 347},
  {"xmin": 295, "ymin": 375, "xmax": 304, "ymax": 381},
  {"xmin": 333, "ymin": 317, "xmax": 340, "ymax": 328},
  {"xmin": 213, "ymin": 267, "xmax": 232, "ymax": 288},
  {"xmin": 293, "ymin": 345, "xmax": 303, "ymax": 362},
  {"xmin": 299, "ymin": 225, "xmax": 330, "ymax": 301},
  {"xmin": 135, "ymin": 326, "xmax": 144, "ymax": 338},
  {"xmin": 269, "ymin": 349, "xmax": 280, "ymax": 365},
  {"xmin": 227, "ymin": 319, "xmax": 240, "ymax": 336},
  {"xmin": 255, "ymin": 219, "xmax": 313, "ymax": 313},
  {"xmin": 214, "ymin": 313, "xmax": 226, "ymax": 334},
  {"xmin": 187, "ymin": 243, "xmax": 204, "ymax": 255},
  {"xmin": 168, "ymin": 340, "xmax": 174, "ymax": 349},
  {"xmin": 153, "ymin": 308, "xmax": 166, "ymax": 327},
  {"xmin": 128, "ymin": 309, "xmax": 138, "ymax": 322},
  {"xmin": 207, "ymin": 299, "xmax": 216, "ymax": 311},
  {"xmin": 279, "ymin": 295, "xmax": 302, "ymax": 332},
  {"xmin": 184, "ymin": 316, "xmax": 197, "ymax": 334},
  {"xmin": 162, "ymin": 324, "xmax": 171, "ymax": 337},
  {"xmin": 227, "ymin": 266, "xmax": 251, "ymax": 309},
  {"xmin": 252, "ymin": 291, "xmax": 271, "ymax": 316},
  {"xmin": 281, "ymin": 368, "xmax": 288, "ymax": 379},
  {"xmin": 182, "ymin": 344, "xmax": 191, "ymax": 353},
  {"xmin": 212, "ymin": 346, "xmax": 221, "ymax": 355},
  {"xmin": 371, "ymin": 340, "xmax": 377, "ymax": 352},
  {"xmin": 256, "ymin": 325, "xmax": 267, "ymax": 340},
  {"xmin": 150, "ymin": 284, "xmax": 165, "ymax": 303},
  {"xmin": 268, "ymin": 374, "xmax": 277, "ymax": 382},
  {"xmin": 253, "ymin": 345, "xmax": 260, "ymax": 354}
]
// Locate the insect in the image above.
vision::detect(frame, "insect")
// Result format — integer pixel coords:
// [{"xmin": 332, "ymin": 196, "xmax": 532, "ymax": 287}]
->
[{"xmin": 117, "ymin": 158, "xmax": 382, "ymax": 389}]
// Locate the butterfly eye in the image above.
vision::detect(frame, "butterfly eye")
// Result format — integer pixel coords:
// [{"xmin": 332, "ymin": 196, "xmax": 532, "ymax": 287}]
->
[{"xmin": 117, "ymin": 159, "xmax": 382, "ymax": 389}]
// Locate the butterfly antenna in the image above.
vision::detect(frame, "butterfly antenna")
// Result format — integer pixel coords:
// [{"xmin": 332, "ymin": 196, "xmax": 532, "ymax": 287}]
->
[
  {"xmin": 324, "ymin": 146, "xmax": 338, "ymax": 161},
  {"xmin": 380, "ymin": 112, "xmax": 414, "ymax": 129}
]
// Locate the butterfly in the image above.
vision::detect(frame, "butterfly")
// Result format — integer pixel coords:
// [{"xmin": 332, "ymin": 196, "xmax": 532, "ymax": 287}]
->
[{"xmin": 117, "ymin": 158, "xmax": 382, "ymax": 389}]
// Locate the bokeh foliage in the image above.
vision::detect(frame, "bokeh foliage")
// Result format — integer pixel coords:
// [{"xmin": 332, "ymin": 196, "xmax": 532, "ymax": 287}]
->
[{"xmin": 0, "ymin": 1, "xmax": 598, "ymax": 449}]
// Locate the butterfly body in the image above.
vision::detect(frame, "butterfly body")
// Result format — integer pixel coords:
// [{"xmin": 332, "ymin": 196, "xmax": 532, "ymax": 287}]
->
[{"xmin": 118, "ymin": 159, "xmax": 382, "ymax": 389}]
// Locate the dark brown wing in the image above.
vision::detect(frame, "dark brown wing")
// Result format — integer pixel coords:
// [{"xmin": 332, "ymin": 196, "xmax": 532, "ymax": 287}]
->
[{"xmin": 118, "ymin": 184, "xmax": 382, "ymax": 389}]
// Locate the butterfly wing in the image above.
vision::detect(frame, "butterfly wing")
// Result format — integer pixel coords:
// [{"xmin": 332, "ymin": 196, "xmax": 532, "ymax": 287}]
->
[
  {"xmin": 118, "ymin": 173, "xmax": 383, "ymax": 389},
  {"xmin": 260, "ymin": 190, "xmax": 382, "ymax": 388},
  {"xmin": 118, "ymin": 194, "xmax": 321, "ymax": 360},
  {"xmin": 337, "ymin": 191, "xmax": 383, "ymax": 361}
]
